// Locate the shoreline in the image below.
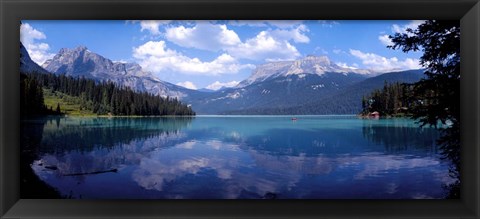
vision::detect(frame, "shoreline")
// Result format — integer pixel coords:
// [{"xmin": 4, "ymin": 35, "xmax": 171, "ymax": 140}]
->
[
  {"xmin": 21, "ymin": 114, "xmax": 416, "ymax": 119},
  {"xmin": 22, "ymin": 114, "xmax": 198, "ymax": 119},
  {"xmin": 357, "ymin": 113, "xmax": 412, "ymax": 119}
]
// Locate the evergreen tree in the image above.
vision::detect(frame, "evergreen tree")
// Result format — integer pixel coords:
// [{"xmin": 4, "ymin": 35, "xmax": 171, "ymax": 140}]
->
[
  {"xmin": 361, "ymin": 82, "xmax": 412, "ymax": 116},
  {"xmin": 56, "ymin": 103, "xmax": 61, "ymax": 114},
  {"xmin": 20, "ymin": 74, "xmax": 47, "ymax": 115},
  {"xmin": 21, "ymin": 72, "xmax": 195, "ymax": 116},
  {"xmin": 388, "ymin": 20, "xmax": 460, "ymax": 198}
]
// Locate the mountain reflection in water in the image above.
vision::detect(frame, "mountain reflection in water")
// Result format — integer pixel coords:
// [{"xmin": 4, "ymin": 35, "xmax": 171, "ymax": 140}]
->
[{"xmin": 22, "ymin": 116, "xmax": 454, "ymax": 199}]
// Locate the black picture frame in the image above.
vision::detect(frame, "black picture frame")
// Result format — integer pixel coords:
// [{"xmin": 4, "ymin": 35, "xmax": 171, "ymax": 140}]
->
[{"xmin": 1, "ymin": 0, "xmax": 479, "ymax": 218}]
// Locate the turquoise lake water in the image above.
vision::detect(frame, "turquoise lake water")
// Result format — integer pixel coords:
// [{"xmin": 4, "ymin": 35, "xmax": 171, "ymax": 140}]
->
[{"xmin": 21, "ymin": 115, "xmax": 454, "ymax": 199}]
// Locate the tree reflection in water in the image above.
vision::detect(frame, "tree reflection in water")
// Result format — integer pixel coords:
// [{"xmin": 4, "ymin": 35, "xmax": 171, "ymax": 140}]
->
[
  {"xmin": 22, "ymin": 116, "xmax": 453, "ymax": 199},
  {"xmin": 361, "ymin": 119, "xmax": 440, "ymax": 154}
]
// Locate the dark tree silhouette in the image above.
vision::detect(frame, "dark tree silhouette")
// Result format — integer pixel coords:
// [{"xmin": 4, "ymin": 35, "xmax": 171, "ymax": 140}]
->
[
  {"xmin": 361, "ymin": 81, "xmax": 411, "ymax": 116},
  {"xmin": 388, "ymin": 20, "xmax": 460, "ymax": 198},
  {"xmin": 20, "ymin": 72, "xmax": 195, "ymax": 116},
  {"xmin": 56, "ymin": 103, "xmax": 61, "ymax": 114},
  {"xmin": 20, "ymin": 74, "xmax": 47, "ymax": 115}
]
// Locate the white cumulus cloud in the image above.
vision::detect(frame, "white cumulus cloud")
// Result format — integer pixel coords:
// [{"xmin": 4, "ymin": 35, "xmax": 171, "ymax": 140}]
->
[
  {"xmin": 392, "ymin": 20, "xmax": 424, "ymax": 35},
  {"xmin": 206, "ymin": 81, "xmax": 240, "ymax": 90},
  {"xmin": 227, "ymin": 31, "xmax": 301, "ymax": 61},
  {"xmin": 269, "ymin": 24, "xmax": 310, "ymax": 43},
  {"xmin": 165, "ymin": 22, "xmax": 241, "ymax": 51},
  {"xmin": 133, "ymin": 41, "xmax": 254, "ymax": 76},
  {"xmin": 20, "ymin": 23, "xmax": 55, "ymax": 65},
  {"xmin": 176, "ymin": 81, "xmax": 197, "ymax": 90},
  {"xmin": 131, "ymin": 21, "xmax": 307, "ymax": 62},
  {"xmin": 127, "ymin": 20, "xmax": 173, "ymax": 35},
  {"xmin": 164, "ymin": 22, "xmax": 305, "ymax": 62},
  {"xmin": 349, "ymin": 49, "xmax": 421, "ymax": 72},
  {"xmin": 336, "ymin": 62, "xmax": 358, "ymax": 69},
  {"xmin": 378, "ymin": 34, "xmax": 394, "ymax": 46},
  {"xmin": 139, "ymin": 20, "xmax": 172, "ymax": 35},
  {"xmin": 379, "ymin": 20, "xmax": 425, "ymax": 46}
]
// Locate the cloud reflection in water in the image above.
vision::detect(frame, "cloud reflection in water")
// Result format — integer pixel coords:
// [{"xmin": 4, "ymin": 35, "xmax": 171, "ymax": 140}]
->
[{"xmin": 26, "ymin": 116, "xmax": 453, "ymax": 199}]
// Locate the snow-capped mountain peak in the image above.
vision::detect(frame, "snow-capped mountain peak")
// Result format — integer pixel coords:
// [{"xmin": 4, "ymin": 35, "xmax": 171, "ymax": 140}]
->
[
  {"xmin": 237, "ymin": 55, "xmax": 374, "ymax": 87},
  {"xmin": 58, "ymin": 45, "xmax": 88, "ymax": 54},
  {"xmin": 42, "ymin": 46, "xmax": 152, "ymax": 78},
  {"xmin": 41, "ymin": 46, "xmax": 190, "ymax": 99},
  {"xmin": 287, "ymin": 55, "xmax": 335, "ymax": 76}
]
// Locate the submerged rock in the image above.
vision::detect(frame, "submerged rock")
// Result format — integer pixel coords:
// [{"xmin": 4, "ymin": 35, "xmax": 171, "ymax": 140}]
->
[{"xmin": 44, "ymin": 165, "xmax": 58, "ymax": 170}]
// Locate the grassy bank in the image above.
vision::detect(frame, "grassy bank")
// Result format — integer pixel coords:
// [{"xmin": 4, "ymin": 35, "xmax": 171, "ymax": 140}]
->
[
  {"xmin": 43, "ymin": 88, "xmax": 97, "ymax": 116},
  {"xmin": 43, "ymin": 89, "xmax": 197, "ymax": 118}
]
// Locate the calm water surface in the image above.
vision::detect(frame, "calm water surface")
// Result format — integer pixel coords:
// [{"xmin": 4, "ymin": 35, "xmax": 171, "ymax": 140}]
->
[{"xmin": 21, "ymin": 115, "xmax": 454, "ymax": 199}]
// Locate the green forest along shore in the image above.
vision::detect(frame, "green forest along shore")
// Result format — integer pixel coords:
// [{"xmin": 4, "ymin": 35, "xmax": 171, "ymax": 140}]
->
[
  {"xmin": 21, "ymin": 71, "xmax": 196, "ymax": 117},
  {"xmin": 359, "ymin": 82, "xmax": 417, "ymax": 118}
]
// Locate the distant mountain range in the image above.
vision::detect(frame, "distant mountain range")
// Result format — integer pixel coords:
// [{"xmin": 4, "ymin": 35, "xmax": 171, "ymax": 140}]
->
[
  {"xmin": 40, "ymin": 45, "xmax": 195, "ymax": 99},
  {"xmin": 20, "ymin": 44, "xmax": 424, "ymax": 115},
  {"xmin": 224, "ymin": 70, "xmax": 424, "ymax": 115},
  {"xmin": 236, "ymin": 55, "xmax": 374, "ymax": 88},
  {"xmin": 182, "ymin": 54, "xmax": 423, "ymax": 114}
]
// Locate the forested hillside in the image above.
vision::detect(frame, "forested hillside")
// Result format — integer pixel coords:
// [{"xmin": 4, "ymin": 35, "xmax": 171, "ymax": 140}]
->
[
  {"xmin": 223, "ymin": 70, "xmax": 424, "ymax": 115},
  {"xmin": 21, "ymin": 72, "xmax": 195, "ymax": 116},
  {"xmin": 360, "ymin": 82, "xmax": 414, "ymax": 116}
]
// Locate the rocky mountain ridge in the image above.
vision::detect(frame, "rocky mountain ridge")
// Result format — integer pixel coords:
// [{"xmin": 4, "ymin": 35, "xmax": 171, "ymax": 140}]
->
[
  {"xmin": 21, "ymin": 45, "xmax": 424, "ymax": 114},
  {"xmin": 41, "ymin": 46, "xmax": 191, "ymax": 99},
  {"xmin": 237, "ymin": 55, "xmax": 374, "ymax": 87}
]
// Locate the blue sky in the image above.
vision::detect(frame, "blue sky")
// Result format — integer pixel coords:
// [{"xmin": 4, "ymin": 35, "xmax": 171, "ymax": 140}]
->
[{"xmin": 20, "ymin": 20, "xmax": 423, "ymax": 90}]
